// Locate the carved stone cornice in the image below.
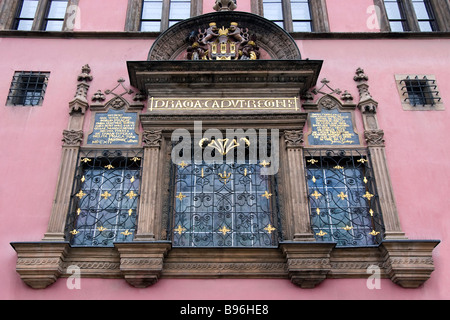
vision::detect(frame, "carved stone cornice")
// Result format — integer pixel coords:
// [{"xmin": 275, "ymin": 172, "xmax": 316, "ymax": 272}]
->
[
  {"xmin": 140, "ymin": 113, "xmax": 308, "ymax": 132},
  {"xmin": 128, "ymin": 60, "xmax": 322, "ymax": 98}
]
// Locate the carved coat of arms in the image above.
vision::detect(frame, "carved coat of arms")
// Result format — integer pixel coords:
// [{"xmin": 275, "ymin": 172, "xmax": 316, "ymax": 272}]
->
[{"xmin": 186, "ymin": 22, "xmax": 260, "ymax": 60}]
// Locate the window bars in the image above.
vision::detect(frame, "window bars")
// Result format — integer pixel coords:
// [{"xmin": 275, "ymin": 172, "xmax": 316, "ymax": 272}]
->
[
  {"xmin": 7, "ymin": 71, "xmax": 49, "ymax": 106},
  {"xmin": 167, "ymin": 137, "xmax": 282, "ymax": 247},
  {"xmin": 168, "ymin": 160, "xmax": 281, "ymax": 247},
  {"xmin": 65, "ymin": 149, "xmax": 143, "ymax": 247},
  {"xmin": 400, "ymin": 76, "xmax": 441, "ymax": 106},
  {"xmin": 305, "ymin": 149, "xmax": 385, "ymax": 247}
]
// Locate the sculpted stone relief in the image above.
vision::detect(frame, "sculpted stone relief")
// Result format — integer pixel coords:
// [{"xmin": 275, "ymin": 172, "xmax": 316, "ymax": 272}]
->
[{"xmin": 186, "ymin": 22, "xmax": 260, "ymax": 60}]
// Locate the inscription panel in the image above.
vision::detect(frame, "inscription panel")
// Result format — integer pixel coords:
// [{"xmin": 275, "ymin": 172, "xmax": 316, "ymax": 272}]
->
[
  {"xmin": 148, "ymin": 97, "xmax": 298, "ymax": 111},
  {"xmin": 308, "ymin": 109, "xmax": 359, "ymax": 146},
  {"xmin": 87, "ymin": 109, "xmax": 139, "ymax": 146}
]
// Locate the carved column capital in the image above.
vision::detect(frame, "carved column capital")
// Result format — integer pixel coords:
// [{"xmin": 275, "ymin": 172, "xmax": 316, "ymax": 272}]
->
[
  {"xmin": 142, "ymin": 129, "xmax": 163, "ymax": 148},
  {"xmin": 62, "ymin": 129, "xmax": 84, "ymax": 146},
  {"xmin": 284, "ymin": 130, "xmax": 304, "ymax": 148},
  {"xmin": 364, "ymin": 129, "xmax": 385, "ymax": 147}
]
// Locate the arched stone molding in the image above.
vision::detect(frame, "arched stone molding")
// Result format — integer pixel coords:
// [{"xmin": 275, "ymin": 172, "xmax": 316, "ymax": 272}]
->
[{"xmin": 148, "ymin": 11, "xmax": 301, "ymax": 61}]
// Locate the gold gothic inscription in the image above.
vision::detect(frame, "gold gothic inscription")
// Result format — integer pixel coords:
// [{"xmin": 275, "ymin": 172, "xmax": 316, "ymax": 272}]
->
[
  {"xmin": 148, "ymin": 97, "xmax": 298, "ymax": 111},
  {"xmin": 308, "ymin": 111, "xmax": 359, "ymax": 145},
  {"xmin": 87, "ymin": 111, "xmax": 139, "ymax": 145}
]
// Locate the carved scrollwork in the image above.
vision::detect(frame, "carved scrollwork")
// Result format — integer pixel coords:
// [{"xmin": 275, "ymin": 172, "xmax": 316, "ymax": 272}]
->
[
  {"xmin": 364, "ymin": 129, "xmax": 385, "ymax": 147},
  {"xmin": 62, "ymin": 130, "xmax": 84, "ymax": 146},
  {"xmin": 142, "ymin": 130, "xmax": 163, "ymax": 148},
  {"xmin": 284, "ymin": 130, "xmax": 304, "ymax": 148}
]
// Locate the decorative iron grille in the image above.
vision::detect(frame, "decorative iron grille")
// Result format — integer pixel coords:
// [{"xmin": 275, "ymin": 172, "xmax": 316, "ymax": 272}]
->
[
  {"xmin": 305, "ymin": 149, "xmax": 385, "ymax": 247},
  {"xmin": 65, "ymin": 149, "xmax": 143, "ymax": 246},
  {"xmin": 168, "ymin": 158, "xmax": 282, "ymax": 247}
]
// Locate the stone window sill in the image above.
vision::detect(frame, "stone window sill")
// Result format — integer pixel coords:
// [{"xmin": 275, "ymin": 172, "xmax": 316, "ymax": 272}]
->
[{"xmin": 11, "ymin": 239, "xmax": 439, "ymax": 289}]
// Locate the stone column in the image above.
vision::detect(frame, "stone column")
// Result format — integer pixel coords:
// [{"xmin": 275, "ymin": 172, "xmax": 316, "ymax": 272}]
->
[
  {"xmin": 354, "ymin": 68, "xmax": 406, "ymax": 240},
  {"xmin": 283, "ymin": 130, "xmax": 315, "ymax": 241},
  {"xmin": 42, "ymin": 65, "xmax": 92, "ymax": 241},
  {"xmin": 134, "ymin": 130, "xmax": 164, "ymax": 241}
]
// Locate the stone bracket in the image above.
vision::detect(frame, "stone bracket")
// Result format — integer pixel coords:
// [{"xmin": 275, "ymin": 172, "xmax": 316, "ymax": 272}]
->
[
  {"xmin": 10, "ymin": 242, "xmax": 70, "ymax": 289},
  {"xmin": 380, "ymin": 240, "xmax": 440, "ymax": 288},
  {"xmin": 10, "ymin": 240, "xmax": 439, "ymax": 289},
  {"xmin": 280, "ymin": 241, "xmax": 336, "ymax": 289},
  {"xmin": 114, "ymin": 241, "xmax": 172, "ymax": 288}
]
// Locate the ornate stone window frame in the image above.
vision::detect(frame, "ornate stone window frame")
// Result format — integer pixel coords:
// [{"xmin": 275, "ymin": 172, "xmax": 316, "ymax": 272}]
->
[
  {"xmin": 394, "ymin": 74, "xmax": 444, "ymax": 111},
  {"xmin": 10, "ymin": 15, "xmax": 440, "ymax": 290},
  {"xmin": 0, "ymin": 0, "xmax": 79, "ymax": 31},
  {"xmin": 374, "ymin": 0, "xmax": 450, "ymax": 32},
  {"xmin": 125, "ymin": 0, "xmax": 203, "ymax": 32},
  {"xmin": 252, "ymin": 0, "xmax": 330, "ymax": 32}
]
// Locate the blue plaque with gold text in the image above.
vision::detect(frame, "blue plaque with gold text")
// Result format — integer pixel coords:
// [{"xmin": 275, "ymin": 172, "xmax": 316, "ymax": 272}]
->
[
  {"xmin": 308, "ymin": 109, "xmax": 359, "ymax": 146},
  {"xmin": 87, "ymin": 109, "xmax": 139, "ymax": 145}
]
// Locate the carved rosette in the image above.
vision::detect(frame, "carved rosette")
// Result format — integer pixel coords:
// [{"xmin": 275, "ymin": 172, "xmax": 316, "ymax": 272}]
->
[
  {"xmin": 62, "ymin": 129, "xmax": 84, "ymax": 146},
  {"xmin": 284, "ymin": 130, "xmax": 303, "ymax": 148},
  {"xmin": 142, "ymin": 130, "xmax": 163, "ymax": 148}
]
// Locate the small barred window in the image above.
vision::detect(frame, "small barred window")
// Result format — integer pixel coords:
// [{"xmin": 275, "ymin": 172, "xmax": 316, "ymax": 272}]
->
[
  {"xmin": 395, "ymin": 74, "xmax": 444, "ymax": 110},
  {"xmin": 6, "ymin": 71, "xmax": 49, "ymax": 106}
]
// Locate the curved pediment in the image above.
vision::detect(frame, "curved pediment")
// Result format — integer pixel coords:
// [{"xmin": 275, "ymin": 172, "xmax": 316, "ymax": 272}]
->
[{"xmin": 148, "ymin": 11, "xmax": 302, "ymax": 61}]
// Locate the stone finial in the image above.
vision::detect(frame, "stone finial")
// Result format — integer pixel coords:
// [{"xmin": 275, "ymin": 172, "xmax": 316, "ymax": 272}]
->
[
  {"xmin": 77, "ymin": 64, "xmax": 93, "ymax": 82},
  {"xmin": 354, "ymin": 67, "xmax": 369, "ymax": 82},
  {"xmin": 213, "ymin": 0, "xmax": 237, "ymax": 11}
]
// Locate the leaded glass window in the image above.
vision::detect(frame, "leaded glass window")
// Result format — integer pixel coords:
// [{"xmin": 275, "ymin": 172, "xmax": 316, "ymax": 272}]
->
[
  {"xmin": 305, "ymin": 149, "xmax": 384, "ymax": 247},
  {"xmin": 65, "ymin": 150, "xmax": 143, "ymax": 247}
]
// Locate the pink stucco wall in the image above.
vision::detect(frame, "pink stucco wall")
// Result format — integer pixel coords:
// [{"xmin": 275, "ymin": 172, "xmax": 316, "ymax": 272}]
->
[{"xmin": 1, "ymin": 0, "xmax": 449, "ymax": 300}]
